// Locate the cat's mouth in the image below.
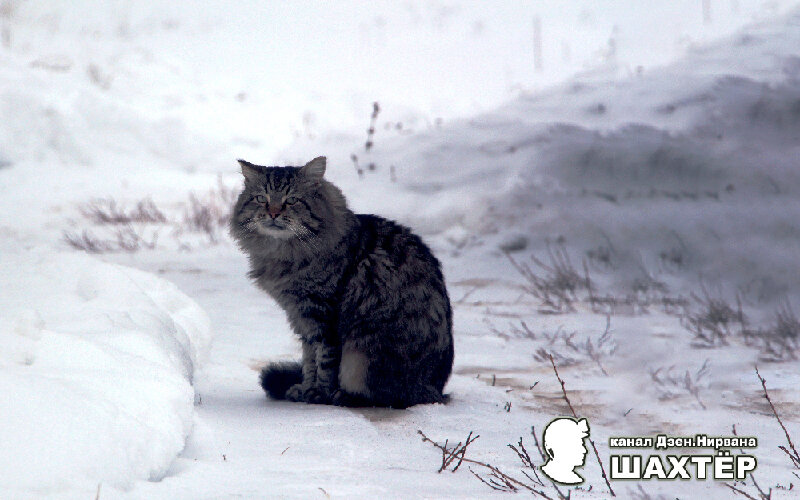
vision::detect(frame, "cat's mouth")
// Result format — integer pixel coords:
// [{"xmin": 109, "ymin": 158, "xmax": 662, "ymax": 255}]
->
[
  {"xmin": 262, "ymin": 219, "xmax": 284, "ymax": 228},
  {"xmin": 253, "ymin": 218, "xmax": 293, "ymax": 238}
]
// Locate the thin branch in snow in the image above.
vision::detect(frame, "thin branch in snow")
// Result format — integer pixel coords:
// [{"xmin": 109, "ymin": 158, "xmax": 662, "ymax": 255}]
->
[
  {"xmin": 417, "ymin": 430, "xmax": 555, "ymax": 499},
  {"xmin": 548, "ymin": 354, "xmax": 615, "ymax": 497},
  {"xmin": 756, "ymin": 367, "xmax": 800, "ymax": 469}
]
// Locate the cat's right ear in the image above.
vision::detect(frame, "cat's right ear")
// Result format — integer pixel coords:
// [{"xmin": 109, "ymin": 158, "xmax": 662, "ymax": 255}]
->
[
  {"xmin": 238, "ymin": 159, "xmax": 261, "ymax": 183},
  {"xmin": 300, "ymin": 156, "xmax": 326, "ymax": 182}
]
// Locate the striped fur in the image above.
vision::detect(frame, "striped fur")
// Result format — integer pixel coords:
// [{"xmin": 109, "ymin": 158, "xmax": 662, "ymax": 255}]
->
[{"xmin": 230, "ymin": 157, "xmax": 453, "ymax": 408}]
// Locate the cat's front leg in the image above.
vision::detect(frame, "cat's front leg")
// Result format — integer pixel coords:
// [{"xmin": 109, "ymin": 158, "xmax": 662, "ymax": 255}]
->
[
  {"xmin": 285, "ymin": 340, "xmax": 341, "ymax": 404},
  {"xmin": 312, "ymin": 341, "xmax": 341, "ymax": 401},
  {"xmin": 285, "ymin": 341, "xmax": 319, "ymax": 402}
]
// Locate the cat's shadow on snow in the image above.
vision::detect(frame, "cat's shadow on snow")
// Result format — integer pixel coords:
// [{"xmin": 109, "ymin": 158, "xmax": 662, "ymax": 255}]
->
[{"xmin": 349, "ymin": 407, "xmax": 408, "ymax": 423}]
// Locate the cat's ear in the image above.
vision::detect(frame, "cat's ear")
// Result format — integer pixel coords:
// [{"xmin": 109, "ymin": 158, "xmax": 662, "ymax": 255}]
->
[
  {"xmin": 238, "ymin": 159, "xmax": 261, "ymax": 183},
  {"xmin": 300, "ymin": 156, "xmax": 326, "ymax": 182}
]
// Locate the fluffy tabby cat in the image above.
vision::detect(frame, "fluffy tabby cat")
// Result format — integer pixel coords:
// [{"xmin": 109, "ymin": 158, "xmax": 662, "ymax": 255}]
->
[{"xmin": 230, "ymin": 156, "xmax": 453, "ymax": 408}]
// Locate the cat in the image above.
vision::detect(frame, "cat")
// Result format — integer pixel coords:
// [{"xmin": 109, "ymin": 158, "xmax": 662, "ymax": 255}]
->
[{"xmin": 229, "ymin": 156, "xmax": 453, "ymax": 408}]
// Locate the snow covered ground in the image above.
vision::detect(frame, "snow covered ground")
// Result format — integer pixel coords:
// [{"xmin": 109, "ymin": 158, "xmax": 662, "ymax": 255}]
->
[
  {"xmin": 0, "ymin": 250, "xmax": 210, "ymax": 498},
  {"xmin": 1, "ymin": 1, "xmax": 800, "ymax": 499}
]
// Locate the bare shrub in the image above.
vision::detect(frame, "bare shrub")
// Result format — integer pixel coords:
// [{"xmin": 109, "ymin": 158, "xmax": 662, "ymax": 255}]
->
[
  {"xmin": 181, "ymin": 178, "xmax": 238, "ymax": 243},
  {"xmin": 741, "ymin": 306, "xmax": 799, "ymax": 362},
  {"xmin": 681, "ymin": 285, "xmax": 743, "ymax": 347},
  {"xmin": 63, "ymin": 226, "xmax": 158, "ymax": 253},
  {"xmin": 419, "ymin": 427, "xmax": 579, "ymax": 499},
  {"xmin": 726, "ymin": 370, "xmax": 800, "ymax": 498},
  {"xmin": 679, "ymin": 285, "xmax": 798, "ymax": 361},
  {"xmin": 79, "ymin": 198, "xmax": 166, "ymax": 225},
  {"xmin": 419, "ymin": 355, "xmax": 615, "ymax": 498},
  {"xmin": 772, "ymin": 303, "xmax": 800, "ymax": 341},
  {"xmin": 547, "ymin": 354, "xmax": 615, "ymax": 495},
  {"xmin": 67, "ymin": 176, "xmax": 238, "ymax": 253},
  {"xmin": 113, "ymin": 226, "xmax": 158, "ymax": 252},
  {"xmin": 753, "ymin": 303, "xmax": 800, "ymax": 362},
  {"xmin": 534, "ymin": 344, "xmax": 577, "ymax": 368},
  {"xmin": 533, "ymin": 316, "xmax": 616, "ymax": 376},
  {"xmin": 756, "ymin": 368, "xmax": 800, "ymax": 470},
  {"xmin": 506, "ymin": 240, "xmax": 588, "ymax": 314},
  {"xmin": 183, "ymin": 193, "xmax": 221, "ymax": 242},
  {"xmin": 509, "ymin": 241, "xmax": 687, "ymax": 316},
  {"xmin": 483, "ymin": 319, "xmax": 537, "ymax": 341},
  {"xmin": 648, "ymin": 359, "xmax": 710, "ymax": 410},
  {"xmin": 63, "ymin": 229, "xmax": 115, "ymax": 253},
  {"xmin": 418, "ymin": 429, "xmax": 558, "ymax": 498},
  {"xmin": 658, "ymin": 295, "xmax": 690, "ymax": 316}
]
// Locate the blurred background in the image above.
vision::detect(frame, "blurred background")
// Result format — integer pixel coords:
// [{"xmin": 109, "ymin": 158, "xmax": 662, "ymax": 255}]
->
[
  {"xmin": 2, "ymin": 0, "xmax": 796, "ymax": 161},
  {"xmin": 3, "ymin": 0, "xmax": 799, "ymax": 312}
]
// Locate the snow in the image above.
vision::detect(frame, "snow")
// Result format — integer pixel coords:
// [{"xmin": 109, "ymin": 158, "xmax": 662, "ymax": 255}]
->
[
  {"xmin": 286, "ymin": 8, "xmax": 800, "ymax": 313},
  {"xmin": 1, "ymin": 1, "xmax": 800, "ymax": 498},
  {"xmin": 0, "ymin": 250, "xmax": 210, "ymax": 498}
]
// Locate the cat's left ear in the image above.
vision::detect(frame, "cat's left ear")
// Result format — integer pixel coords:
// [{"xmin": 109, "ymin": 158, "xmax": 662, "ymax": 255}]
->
[{"xmin": 300, "ymin": 156, "xmax": 326, "ymax": 182}]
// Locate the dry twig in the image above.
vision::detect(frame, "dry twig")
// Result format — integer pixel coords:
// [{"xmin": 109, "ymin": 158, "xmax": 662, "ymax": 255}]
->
[
  {"xmin": 418, "ymin": 430, "xmax": 555, "ymax": 499},
  {"xmin": 548, "ymin": 354, "xmax": 615, "ymax": 497},
  {"xmin": 756, "ymin": 367, "xmax": 800, "ymax": 469}
]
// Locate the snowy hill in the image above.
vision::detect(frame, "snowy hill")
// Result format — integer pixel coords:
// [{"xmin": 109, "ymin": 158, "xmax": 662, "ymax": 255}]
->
[{"xmin": 288, "ymin": 9, "xmax": 800, "ymax": 316}]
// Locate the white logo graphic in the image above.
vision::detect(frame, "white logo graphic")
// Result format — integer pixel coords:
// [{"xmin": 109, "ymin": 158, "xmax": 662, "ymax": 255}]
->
[{"xmin": 541, "ymin": 417, "xmax": 590, "ymax": 484}]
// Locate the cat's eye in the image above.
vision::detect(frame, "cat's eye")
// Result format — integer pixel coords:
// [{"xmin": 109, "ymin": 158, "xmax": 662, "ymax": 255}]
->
[
  {"xmin": 286, "ymin": 196, "xmax": 298, "ymax": 205},
  {"xmin": 255, "ymin": 195, "xmax": 267, "ymax": 204}
]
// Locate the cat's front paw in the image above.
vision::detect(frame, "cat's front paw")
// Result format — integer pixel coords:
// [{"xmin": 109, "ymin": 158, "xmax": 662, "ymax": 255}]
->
[
  {"xmin": 285, "ymin": 383, "xmax": 309, "ymax": 402},
  {"xmin": 285, "ymin": 383, "xmax": 333, "ymax": 404}
]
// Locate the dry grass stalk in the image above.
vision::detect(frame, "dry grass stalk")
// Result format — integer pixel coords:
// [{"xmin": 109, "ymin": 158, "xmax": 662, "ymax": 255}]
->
[{"xmin": 506, "ymin": 241, "xmax": 588, "ymax": 314}]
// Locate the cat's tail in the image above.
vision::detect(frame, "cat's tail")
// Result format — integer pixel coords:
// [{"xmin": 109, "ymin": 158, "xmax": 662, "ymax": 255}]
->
[{"xmin": 259, "ymin": 362, "xmax": 303, "ymax": 400}]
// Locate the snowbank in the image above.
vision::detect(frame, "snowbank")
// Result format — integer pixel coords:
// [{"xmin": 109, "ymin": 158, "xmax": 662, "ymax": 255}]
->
[
  {"xmin": 282, "ymin": 6, "xmax": 800, "ymax": 312},
  {"xmin": 0, "ymin": 250, "xmax": 211, "ymax": 497}
]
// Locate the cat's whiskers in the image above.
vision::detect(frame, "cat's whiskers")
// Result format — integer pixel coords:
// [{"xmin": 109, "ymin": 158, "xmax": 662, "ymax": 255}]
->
[
  {"xmin": 292, "ymin": 230, "xmax": 319, "ymax": 255},
  {"xmin": 288, "ymin": 223, "xmax": 322, "ymax": 254},
  {"xmin": 293, "ymin": 224, "xmax": 323, "ymax": 252},
  {"xmin": 242, "ymin": 218, "xmax": 260, "ymax": 234},
  {"xmin": 293, "ymin": 228, "xmax": 320, "ymax": 254}
]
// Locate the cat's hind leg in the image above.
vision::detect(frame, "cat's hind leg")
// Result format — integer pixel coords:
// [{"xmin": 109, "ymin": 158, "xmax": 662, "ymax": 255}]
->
[{"xmin": 336, "ymin": 343, "xmax": 446, "ymax": 408}]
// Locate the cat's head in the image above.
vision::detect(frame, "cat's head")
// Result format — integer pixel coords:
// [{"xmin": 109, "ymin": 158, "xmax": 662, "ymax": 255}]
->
[{"xmin": 232, "ymin": 156, "xmax": 347, "ymax": 241}]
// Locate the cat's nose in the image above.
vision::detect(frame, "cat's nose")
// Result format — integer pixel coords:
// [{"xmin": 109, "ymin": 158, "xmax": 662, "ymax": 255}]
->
[{"xmin": 267, "ymin": 205, "xmax": 282, "ymax": 219}]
